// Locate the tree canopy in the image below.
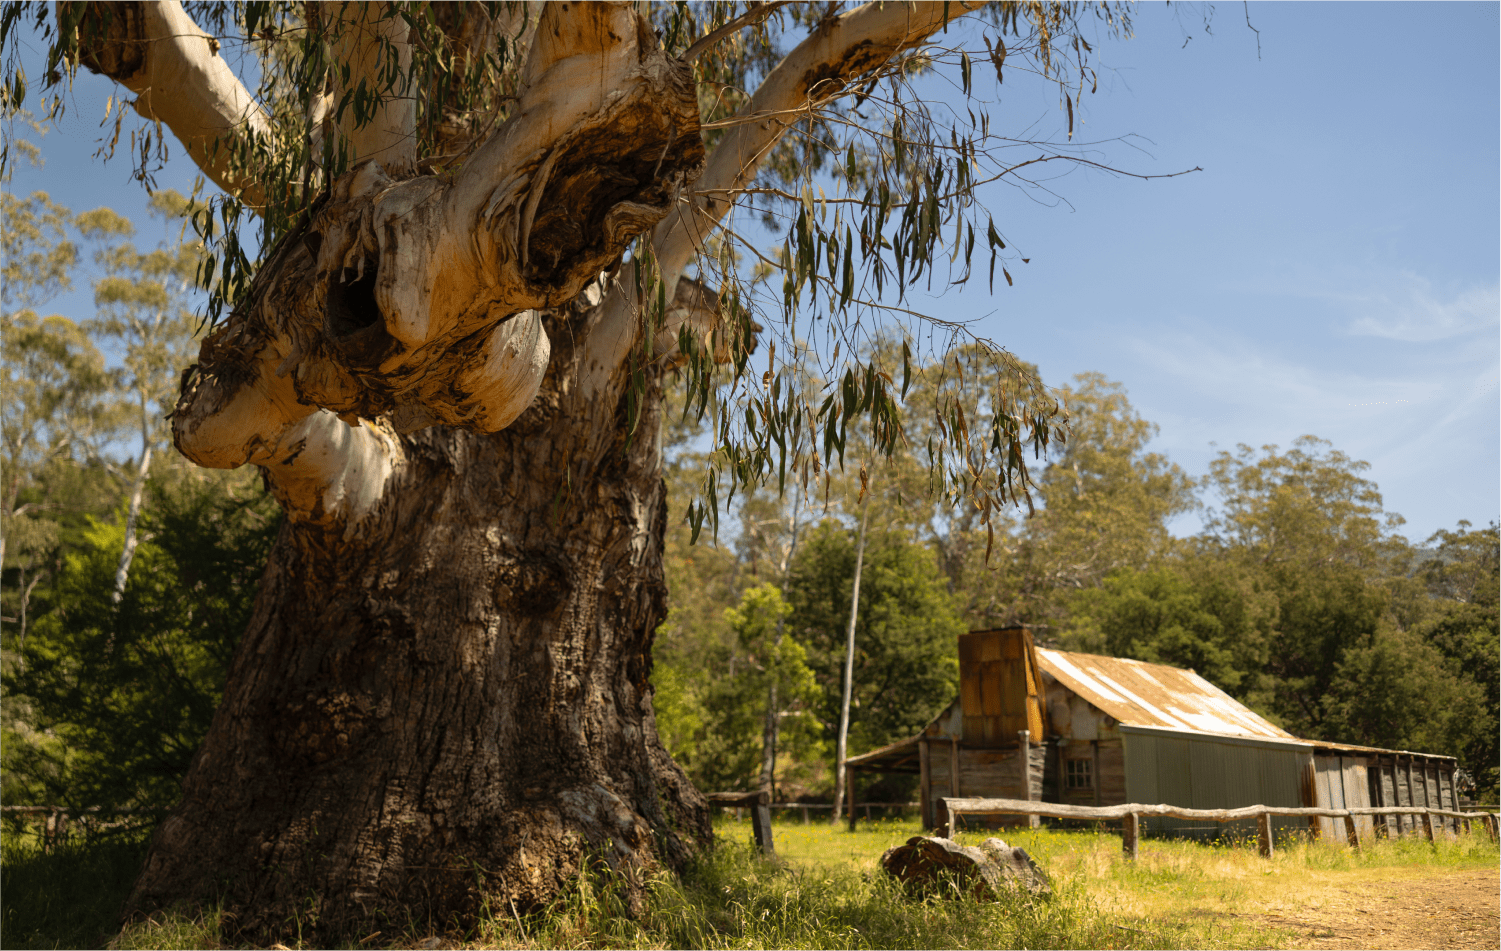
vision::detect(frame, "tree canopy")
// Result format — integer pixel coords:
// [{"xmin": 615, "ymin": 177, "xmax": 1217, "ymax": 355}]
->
[
  {"xmin": 0, "ymin": 0, "xmax": 1178, "ymax": 536},
  {"xmin": 4, "ymin": 3, "xmax": 1493, "ymax": 942}
]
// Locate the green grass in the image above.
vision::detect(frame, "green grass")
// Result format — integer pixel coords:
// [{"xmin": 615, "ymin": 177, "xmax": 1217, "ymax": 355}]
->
[
  {"xmin": 5, "ymin": 816, "xmax": 1497, "ymax": 949},
  {"xmin": 1, "ymin": 827, "xmax": 152, "ymax": 950},
  {"xmin": 467, "ymin": 822, "xmax": 1199, "ymax": 950}
]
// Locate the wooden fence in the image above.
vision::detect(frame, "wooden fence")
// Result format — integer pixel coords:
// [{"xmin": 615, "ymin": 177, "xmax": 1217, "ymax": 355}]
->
[
  {"xmin": 704, "ymin": 793, "xmax": 921, "ymax": 853},
  {"xmin": 768, "ymin": 801, "xmax": 919, "ymax": 824},
  {"xmin": 940, "ymin": 796, "xmax": 1501, "ymax": 860},
  {"xmin": 0, "ymin": 805, "xmax": 161, "ymax": 851}
]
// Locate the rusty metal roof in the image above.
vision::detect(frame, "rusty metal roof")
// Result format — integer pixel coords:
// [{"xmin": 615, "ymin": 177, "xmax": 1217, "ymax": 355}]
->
[{"xmin": 1036, "ymin": 648, "xmax": 1299, "ymax": 742}]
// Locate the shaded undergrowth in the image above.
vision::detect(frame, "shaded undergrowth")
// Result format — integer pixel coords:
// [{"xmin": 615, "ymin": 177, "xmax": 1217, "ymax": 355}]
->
[{"xmin": 1, "ymin": 828, "xmax": 152, "ymax": 950}]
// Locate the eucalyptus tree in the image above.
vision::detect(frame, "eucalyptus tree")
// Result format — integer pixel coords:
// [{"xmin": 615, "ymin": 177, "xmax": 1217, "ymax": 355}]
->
[
  {"xmin": 71, "ymin": 195, "xmax": 205, "ymax": 599},
  {"xmin": 0, "ymin": 311, "xmax": 110, "ymax": 639},
  {"xmin": 2, "ymin": 0, "xmax": 1150, "ymax": 940},
  {"xmin": 0, "ymin": 167, "xmax": 112, "ymax": 641}
]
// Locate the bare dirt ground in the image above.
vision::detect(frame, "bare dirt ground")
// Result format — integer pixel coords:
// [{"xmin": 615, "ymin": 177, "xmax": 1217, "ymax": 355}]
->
[{"xmin": 1238, "ymin": 868, "xmax": 1500, "ymax": 950}]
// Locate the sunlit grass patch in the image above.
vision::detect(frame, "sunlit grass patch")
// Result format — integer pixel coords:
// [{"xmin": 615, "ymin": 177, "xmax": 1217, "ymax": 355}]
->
[{"xmin": 473, "ymin": 833, "xmax": 1209, "ymax": 950}]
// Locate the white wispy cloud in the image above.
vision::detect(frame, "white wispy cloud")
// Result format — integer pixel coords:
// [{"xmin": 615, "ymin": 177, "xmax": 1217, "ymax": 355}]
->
[
  {"xmin": 1115, "ymin": 318, "xmax": 1498, "ymax": 538},
  {"xmin": 1343, "ymin": 276, "xmax": 1499, "ymax": 342}
]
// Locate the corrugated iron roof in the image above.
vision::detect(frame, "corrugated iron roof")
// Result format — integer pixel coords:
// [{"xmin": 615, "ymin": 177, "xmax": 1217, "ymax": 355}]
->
[
  {"xmin": 1303, "ymin": 738, "xmax": 1456, "ymax": 762},
  {"xmin": 1036, "ymin": 648, "xmax": 1299, "ymax": 742}
]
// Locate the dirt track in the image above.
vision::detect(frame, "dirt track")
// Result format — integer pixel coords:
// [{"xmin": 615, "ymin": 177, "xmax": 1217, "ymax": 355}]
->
[{"xmin": 1242, "ymin": 869, "xmax": 1500, "ymax": 950}]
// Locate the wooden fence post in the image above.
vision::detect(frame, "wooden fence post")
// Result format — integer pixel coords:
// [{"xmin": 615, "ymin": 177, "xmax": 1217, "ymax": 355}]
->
[
  {"xmin": 1121, "ymin": 812, "xmax": 1139, "ymax": 861},
  {"xmin": 751, "ymin": 791, "xmax": 775, "ymax": 855},
  {"xmin": 1342, "ymin": 814, "xmax": 1360, "ymax": 851},
  {"xmin": 1257, "ymin": 812, "xmax": 1274, "ymax": 859},
  {"xmin": 1420, "ymin": 809, "xmax": 1435, "ymax": 843},
  {"xmin": 1482, "ymin": 813, "xmax": 1498, "ymax": 843},
  {"xmin": 1019, "ymin": 730, "xmax": 1039, "ymax": 829},
  {"xmin": 846, "ymin": 766, "xmax": 857, "ymax": 833}
]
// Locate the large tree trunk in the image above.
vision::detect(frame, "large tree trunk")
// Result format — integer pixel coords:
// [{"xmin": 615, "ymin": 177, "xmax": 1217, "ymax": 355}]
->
[
  {"xmin": 66, "ymin": 2, "xmax": 987, "ymax": 942},
  {"xmin": 122, "ymin": 3, "xmax": 715, "ymax": 936},
  {"xmin": 132, "ymin": 326, "xmax": 706, "ymax": 941}
]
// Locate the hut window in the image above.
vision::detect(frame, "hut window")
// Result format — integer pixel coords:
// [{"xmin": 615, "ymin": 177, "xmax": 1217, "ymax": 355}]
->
[{"xmin": 1066, "ymin": 758, "xmax": 1093, "ymax": 790}]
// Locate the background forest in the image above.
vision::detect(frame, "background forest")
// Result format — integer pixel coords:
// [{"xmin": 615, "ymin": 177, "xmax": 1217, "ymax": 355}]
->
[{"xmin": 3, "ymin": 131, "xmax": 1497, "ymax": 827}]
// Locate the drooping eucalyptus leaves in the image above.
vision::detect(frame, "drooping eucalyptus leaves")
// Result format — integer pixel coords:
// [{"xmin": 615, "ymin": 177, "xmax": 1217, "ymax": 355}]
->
[{"xmin": 0, "ymin": 0, "xmax": 1193, "ymax": 544}]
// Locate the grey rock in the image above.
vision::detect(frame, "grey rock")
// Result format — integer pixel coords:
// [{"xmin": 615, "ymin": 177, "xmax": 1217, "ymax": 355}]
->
[{"xmin": 978, "ymin": 837, "xmax": 1051, "ymax": 896}]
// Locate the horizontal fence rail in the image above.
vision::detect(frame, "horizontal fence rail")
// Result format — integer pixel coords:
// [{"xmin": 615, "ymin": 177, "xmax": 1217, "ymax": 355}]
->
[
  {"xmin": 940, "ymin": 797, "xmax": 1501, "ymax": 860},
  {"xmin": 769, "ymin": 801, "xmax": 919, "ymax": 824},
  {"xmin": 1, "ymin": 805, "xmax": 165, "ymax": 851},
  {"xmin": 704, "ymin": 792, "xmax": 923, "ymax": 851}
]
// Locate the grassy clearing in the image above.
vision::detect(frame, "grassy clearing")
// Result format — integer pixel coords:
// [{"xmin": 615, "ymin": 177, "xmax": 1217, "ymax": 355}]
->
[{"xmin": 5, "ymin": 817, "xmax": 1496, "ymax": 949}]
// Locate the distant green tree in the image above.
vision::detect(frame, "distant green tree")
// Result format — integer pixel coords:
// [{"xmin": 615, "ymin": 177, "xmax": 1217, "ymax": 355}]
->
[
  {"xmin": 0, "ymin": 153, "xmax": 115, "ymax": 641},
  {"xmin": 657, "ymin": 584, "xmax": 822, "ymax": 794},
  {"xmin": 0, "ymin": 130, "xmax": 77, "ymax": 311},
  {"xmin": 1061, "ymin": 561, "xmax": 1274, "ymax": 706},
  {"xmin": 1198, "ymin": 439, "xmax": 1497, "ymax": 777},
  {"xmin": 944, "ymin": 373, "xmax": 1195, "ymax": 635},
  {"xmin": 76, "ymin": 194, "xmax": 205, "ymax": 599},
  {"xmin": 1320, "ymin": 621, "xmax": 1487, "ymax": 772},
  {"xmin": 4, "ymin": 475, "xmax": 278, "ymax": 811},
  {"xmin": 0, "ymin": 313, "xmax": 113, "ymax": 632},
  {"xmin": 788, "ymin": 522, "xmax": 964, "ymax": 755},
  {"xmin": 1406, "ymin": 522, "xmax": 1499, "ymax": 798},
  {"xmin": 1200, "ymin": 438, "xmax": 1395, "ymax": 736},
  {"xmin": 1204, "ymin": 435, "xmax": 1402, "ymax": 570}
]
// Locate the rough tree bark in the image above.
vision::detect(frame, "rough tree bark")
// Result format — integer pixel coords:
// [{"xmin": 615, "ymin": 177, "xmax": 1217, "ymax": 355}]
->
[{"xmin": 67, "ymin": 0, "xmax": 981, "ymax": 941}]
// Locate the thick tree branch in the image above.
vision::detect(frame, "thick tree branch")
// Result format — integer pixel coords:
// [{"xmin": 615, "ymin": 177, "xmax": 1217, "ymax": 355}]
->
[
  {"xmin": 657, "ymin": 0, "xmax": 984, "ymax": 282},
  {"xmin": 320, "ymin": 1, "xmax": 416, "ymax": 174},
  {"xmin": 259, "ymin": 411, "xmax": 402, "ymax": 529},
  {"xmin": 173, "ymin": 2, "xmax": 702, "ymax": 530},
  {"xmin": 580, "ymin": 0, "xmax": 984, "ymax": 398},
  {"xmin": 73, "ymin": 1, "xmax": 270, "ymax": 208},
  {"xmin": 428, "ymin": 2, "xmax": 543, "ymax": 160}
]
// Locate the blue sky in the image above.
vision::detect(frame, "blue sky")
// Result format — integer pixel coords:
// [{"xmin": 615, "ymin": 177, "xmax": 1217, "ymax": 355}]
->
[
  {"xmin": 9, "ymin": 2, "xmax": 1497, "ymax": 542},
  {"xmin": 902, "ymin": 1, "xmax": 1500, "ymax": 540}
]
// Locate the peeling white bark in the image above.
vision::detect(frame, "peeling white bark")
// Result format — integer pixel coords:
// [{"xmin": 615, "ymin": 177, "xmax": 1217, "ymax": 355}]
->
[
  {"xmin": 322, "ymin": 1, "xmax": 417, "ymax": 175},
  {"xmin": 260, "ymin": 411, "xmax": 402, "ymax": 533},
  {"xmin": 131, "ymin": 0, "xmax": 971, "ymax": 531},
  {"xmin": 173, "ymin": 334, "xmax": 315, "ymax": 470}
]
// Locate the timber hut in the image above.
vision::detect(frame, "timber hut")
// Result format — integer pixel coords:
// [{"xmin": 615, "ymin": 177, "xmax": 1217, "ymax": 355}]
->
[{"xmin": 844, "ymin": 627, "xmax": 1463, "ymax": 839}]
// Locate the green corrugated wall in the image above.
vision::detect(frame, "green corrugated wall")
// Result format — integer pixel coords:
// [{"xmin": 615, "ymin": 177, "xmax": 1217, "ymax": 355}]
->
[{"xmin": 1122, "ymin": 725, "xmax": 1313, "ymax": 841}]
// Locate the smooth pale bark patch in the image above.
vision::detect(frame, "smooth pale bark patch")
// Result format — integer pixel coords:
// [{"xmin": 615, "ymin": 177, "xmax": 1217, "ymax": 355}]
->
[{"xmin": 74, "ymin": 0, "xmax": 271, "ymax": 207}]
